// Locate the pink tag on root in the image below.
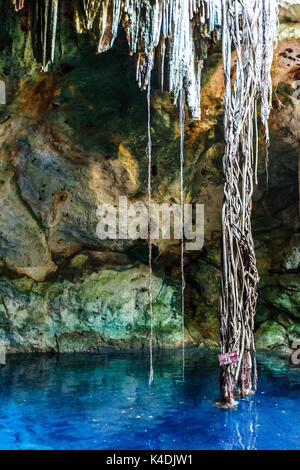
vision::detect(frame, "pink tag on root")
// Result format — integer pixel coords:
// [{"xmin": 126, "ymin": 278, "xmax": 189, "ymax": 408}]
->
[{"xmin": 218, "ymin": 351, "xmax": 238, "ymax": 366}]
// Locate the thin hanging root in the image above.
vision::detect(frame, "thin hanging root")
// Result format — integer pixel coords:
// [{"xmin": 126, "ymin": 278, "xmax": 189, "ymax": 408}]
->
[
  {"xmin": 179, "ymin": 88, "xmax": 186, "ymax": 378},
  {"xmin": 147, "ymin": 67, "xmax": 154, "ymax": 386}
]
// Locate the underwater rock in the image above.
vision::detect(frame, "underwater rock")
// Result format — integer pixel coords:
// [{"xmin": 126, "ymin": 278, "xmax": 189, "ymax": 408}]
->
[{"xmin": 198, "ymin": 338, "xmax": 218, "ymax": 349}]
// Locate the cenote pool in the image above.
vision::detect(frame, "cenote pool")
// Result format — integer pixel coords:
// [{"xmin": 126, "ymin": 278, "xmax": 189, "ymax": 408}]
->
[{"xmin": 0, "ymin": 349, "xmax": 299, "ymax": 450}]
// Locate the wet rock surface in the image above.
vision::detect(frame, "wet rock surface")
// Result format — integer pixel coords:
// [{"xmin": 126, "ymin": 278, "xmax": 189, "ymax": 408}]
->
[{"xmin": 0, "ymin": 3, "xmax": 299, "ymax": 352}]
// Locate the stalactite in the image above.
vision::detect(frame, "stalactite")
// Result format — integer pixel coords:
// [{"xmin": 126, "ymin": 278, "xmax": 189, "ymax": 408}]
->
[
  {"xmin": 75, "ymin": 0, "xmax": 102, "ymax": 32},
  {"xmin": 219, "ymin": 0, "xmax": 278, "ymax": 409},
  {"xmin": 74, "ymin": 0, "xmax": 222, "ymax": 118},
  {"xmin": 98, "ymin": 0, "xmax": 124, "ymax": 53},
  {"xmin": 12, "ymin": 0, "xmax": 24, "ymax": 11},
  {"xmin": 29, "ymin": 0, "xmax": 59, "ymax": 71},
  {"xmin": 12, "ymin": 0, "xmax": 223, "ymax": 115}
]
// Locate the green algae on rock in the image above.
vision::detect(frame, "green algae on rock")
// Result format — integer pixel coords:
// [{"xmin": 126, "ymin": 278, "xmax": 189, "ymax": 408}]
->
[{"xmin": 0, "ymin": 265, "xmax": 186, "ymax": 352}]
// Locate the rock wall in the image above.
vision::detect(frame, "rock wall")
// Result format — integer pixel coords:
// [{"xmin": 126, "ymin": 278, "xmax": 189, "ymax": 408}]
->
[{"xmin": 0, "ymin": 1, "xmax": 299, "ymax": 353}]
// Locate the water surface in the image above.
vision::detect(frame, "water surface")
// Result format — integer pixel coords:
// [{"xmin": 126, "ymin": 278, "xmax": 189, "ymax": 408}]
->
[{"xmin": 0, "ymin": 349, "xmax": 299, "ymax": 450}]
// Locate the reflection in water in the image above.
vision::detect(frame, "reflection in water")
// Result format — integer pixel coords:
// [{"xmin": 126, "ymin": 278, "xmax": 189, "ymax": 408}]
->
[{"xmin": 0, "ymin": 349, "xmax": 299, "ymax": 450}]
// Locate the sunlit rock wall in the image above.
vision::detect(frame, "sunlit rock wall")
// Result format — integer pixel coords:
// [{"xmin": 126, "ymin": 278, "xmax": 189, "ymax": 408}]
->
[{"xmin": 0, "ymin": 1, "xmax": 299, "ymax": 353}]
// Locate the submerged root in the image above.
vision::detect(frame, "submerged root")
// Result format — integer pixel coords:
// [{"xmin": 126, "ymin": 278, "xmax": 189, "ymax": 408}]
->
[{"xmin": 215, "ymin": 400, "xmax": 238, "ymax": 410}]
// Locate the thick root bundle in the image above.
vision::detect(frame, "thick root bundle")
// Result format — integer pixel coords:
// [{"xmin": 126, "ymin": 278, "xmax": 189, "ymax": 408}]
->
[{"xmin": 219, "ymin": 0, "xmax": 278, "ymax": 408}]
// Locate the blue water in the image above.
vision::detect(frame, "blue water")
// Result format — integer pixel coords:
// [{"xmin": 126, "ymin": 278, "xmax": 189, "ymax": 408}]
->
[{"xmin": 0, "ymin": 349, "xmax": 299, "ymax": 450}]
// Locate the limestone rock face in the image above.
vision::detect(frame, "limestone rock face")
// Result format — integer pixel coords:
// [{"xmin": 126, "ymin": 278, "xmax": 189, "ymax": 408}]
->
[
  {"xmin": 0, "ymin": 3, "xmax": 299, "ymax": 352},
  {"xmin": 0, "ymin": 264, "xmax": 183, "ymax": 352},
  {"xmin": 0, "ymin": 159, "xmax": 57, "ymax": 281},
  {"xmin": 255, "ymin": 320, "xmax": 288, "ymax": 350}
]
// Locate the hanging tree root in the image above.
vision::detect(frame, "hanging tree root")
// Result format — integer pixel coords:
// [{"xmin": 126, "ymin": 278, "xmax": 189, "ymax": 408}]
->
[{"xmin": 219, "ymin": 0, "xmax": 278, "ymax": 409}]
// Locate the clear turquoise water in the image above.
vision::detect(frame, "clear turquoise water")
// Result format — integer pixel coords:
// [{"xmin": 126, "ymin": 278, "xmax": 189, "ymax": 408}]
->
[{"xmin": 0, "ymin": 350, "xmax": 299, "ymax": 450}]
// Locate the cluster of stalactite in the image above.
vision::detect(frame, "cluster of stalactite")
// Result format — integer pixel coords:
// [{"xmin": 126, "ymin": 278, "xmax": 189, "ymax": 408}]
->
[
  {"xmin": 74, "ymin": 0, "xmax": 223, "ymax": 119},
  {"xmin": 11, "ymin": 0, "xmax": 279, "ymax": 407},
  {"xmin": 30, "ymin": 0, "xmax": 59, "ymax": 72},
  {"xmin": 12, "ymin": 0, "xmax": 24, "ymax": 11},
  {"xmin": 12, "ymin": 0, "xmax": 58, "ymax": 71},
  {"xmin": 12, "ymin": 0, "xmax": 222, "ymax": 118}
]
